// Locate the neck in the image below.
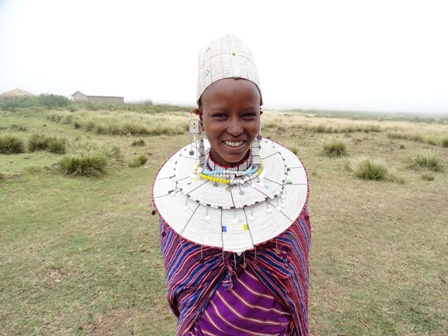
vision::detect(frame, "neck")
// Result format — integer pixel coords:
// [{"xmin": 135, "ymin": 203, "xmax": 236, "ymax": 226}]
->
[{"xmin": 207, "ymin": 150, "xmax": 252, "ymax": 171}]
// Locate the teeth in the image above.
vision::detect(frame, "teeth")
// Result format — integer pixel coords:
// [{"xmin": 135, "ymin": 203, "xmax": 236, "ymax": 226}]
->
[{"xmin": 225, "ymin": 141, "xmax": 243, "ymax": 147}]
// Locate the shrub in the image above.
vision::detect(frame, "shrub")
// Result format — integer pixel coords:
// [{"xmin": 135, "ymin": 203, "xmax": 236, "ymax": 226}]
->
[
  {"xmin": 409, "ymin": 150, "xmax": 443, "ymax": 172},
  {"xmin": 37, "ymin": 93, "xmax": 70, "ymax": 109},
  {"xmin": 59, "ymin": 141, "xmax": 122, "ymax": 177},
  {"xmin": 0, "ymin": 135, "xmax": 25, "ymax": 154},
  {"xmin": 28, "ymin": 134, "xmax": 48, "ymax": 152},
  {"xmin": 322, "ymin": 138, "xmax": 347, "ymax": 156},
  {"xmin": 347, "ymin": 157, "xmax": 389, "ymax": 180},
  {"xmin": 128, "ymin": 155, "xmax": 148, "ymax": 168},
  {"xmin": 0, "ymin": 96, "xmax": 37, "ymax": 111}
]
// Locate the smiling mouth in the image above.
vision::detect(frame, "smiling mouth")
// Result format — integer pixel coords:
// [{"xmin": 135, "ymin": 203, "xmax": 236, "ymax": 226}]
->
[{"xmin": 224, "ymin": 141, "xmax": 245, "ymax": 147}]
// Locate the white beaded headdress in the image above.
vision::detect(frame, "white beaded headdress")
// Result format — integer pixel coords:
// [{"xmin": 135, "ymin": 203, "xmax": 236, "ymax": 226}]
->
[{"xmin": 196, "ymin": 33, "xmax": 263, "ymax": 105}]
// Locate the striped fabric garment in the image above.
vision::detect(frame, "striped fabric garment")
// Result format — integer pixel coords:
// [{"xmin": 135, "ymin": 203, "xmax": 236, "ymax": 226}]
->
[
  {"xmin": 159, "ymin": 206, "xmax": 311, "ymax": 336},
  {"xmin": 188, "ymin": 265, "xmax": 291, "ymax": 335}
]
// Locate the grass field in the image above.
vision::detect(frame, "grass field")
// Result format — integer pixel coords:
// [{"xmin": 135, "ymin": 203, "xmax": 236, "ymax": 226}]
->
[{"xmin": 1, "ymin": 107, "xmax": 447, "ymax": 335}]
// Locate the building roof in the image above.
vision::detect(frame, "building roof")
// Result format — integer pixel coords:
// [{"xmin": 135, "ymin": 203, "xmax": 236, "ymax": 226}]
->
[
  {"xmin": 0, "ymin": 88, "xmax": 35, "ymax": 99},
  {"xmin": 71, "ymin": 90, "xmax": 123, "ymax": 98}
]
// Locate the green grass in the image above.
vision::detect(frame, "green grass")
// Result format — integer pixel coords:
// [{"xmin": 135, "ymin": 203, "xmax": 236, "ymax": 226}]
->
[{"xmin": 1, "ymin": 107, "xmax": 448, "ymax": 335}]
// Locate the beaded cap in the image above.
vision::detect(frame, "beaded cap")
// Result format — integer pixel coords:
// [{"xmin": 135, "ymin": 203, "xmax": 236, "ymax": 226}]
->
[{"xmin": 196, "ymin": 33, "xmax": 262, "ymax": 105}]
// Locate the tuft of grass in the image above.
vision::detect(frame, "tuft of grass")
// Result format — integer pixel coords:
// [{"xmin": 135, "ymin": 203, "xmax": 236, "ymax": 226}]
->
[
  {"xmin": 322, "ymin": 138, "xmax": 347, "ymax": 156},
  {"xmin": 59, "ymin": 141, "xmax": 122, "ymax": 177},
  {"xmin": 28, "ymin": 134, "xmax": 66, "ymax": 154},
  {"xmin": 347, "ymin": 157, "xmax": 389, "ymax": 180},
  {"xmin": 28, "ymin": 134, "xmax": 48, "ymax": 152},
  {"xmin": 0, "ymin": 134, "xmax": 25, "ymax": 154},
  {"xmin": 441, "ymin": 137, "xmax": 448, "ymax": 148},
  {"xmin": 315, "ymin": 124, "xmax": 334, "ymax": 133},
  {"xmin": 421, "ymin": 172, "xmax": 435, "ymax": 181},
  {"xmin": 128, "ymin": 154, "xmax": 148, "ymax": 168},
  {"xmin": 131, "ymin": 139, "xmax": 146, "ymax": 146},
  {"xmin": 46, "ymin": 137, "xmax": 67, "ymax": 154},
  {"xmin": 46, "ymin": 111, "xmax": 72, "ymax": 124},
  {"xmin": 9, "ymin": 124, "xmax": 28, "ymax": 131},
  {"xmin": 409, "ymin": 150, "xmax": 443, "ymax": 172}
]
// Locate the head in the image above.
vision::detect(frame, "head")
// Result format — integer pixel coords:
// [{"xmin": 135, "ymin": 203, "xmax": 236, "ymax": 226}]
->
[
  {"xmin": 194, "ymin": 34, "xmax": 263, "ymax": 166},
  {"xmin": 194, "ymin": 78, "xmax": 262, "ymax": 166}
]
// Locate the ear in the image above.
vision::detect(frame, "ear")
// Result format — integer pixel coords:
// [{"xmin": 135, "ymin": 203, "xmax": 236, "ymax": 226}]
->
[{"xmin": 192, "ymin": 108, "xmax": 204, "ymax": 130}]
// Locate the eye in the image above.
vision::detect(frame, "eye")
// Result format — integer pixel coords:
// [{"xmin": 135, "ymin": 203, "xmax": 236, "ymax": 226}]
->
[
  {"xmin": 242, "ymin": 112, "xmax": 258, "ymax": 119},
  {"xmin": 211, "ymin": 112, "xmax": 227, "ymax": 119}
]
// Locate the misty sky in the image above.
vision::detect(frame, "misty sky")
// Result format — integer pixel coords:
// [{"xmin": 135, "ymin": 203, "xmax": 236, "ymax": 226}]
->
[{"xmin": 1, "ymin": 0, "xmax": 447, "ymax": 114}]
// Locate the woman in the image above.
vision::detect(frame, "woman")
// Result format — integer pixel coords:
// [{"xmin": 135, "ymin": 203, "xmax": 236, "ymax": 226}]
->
[{"xmin": 152, "ymin": 34, "xmax": 311, "ymax": 335}]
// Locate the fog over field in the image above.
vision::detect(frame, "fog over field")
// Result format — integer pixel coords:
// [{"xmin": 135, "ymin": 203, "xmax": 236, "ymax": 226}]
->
[{"xmin": 1, "ymin": 0, "xmax": 447, "ymax": 114}]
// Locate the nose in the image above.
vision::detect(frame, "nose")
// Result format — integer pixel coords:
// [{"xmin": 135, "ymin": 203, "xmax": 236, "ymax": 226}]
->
[{"xmin": 227, "ymin": 117, "xmax": 243, "ymax": 136}]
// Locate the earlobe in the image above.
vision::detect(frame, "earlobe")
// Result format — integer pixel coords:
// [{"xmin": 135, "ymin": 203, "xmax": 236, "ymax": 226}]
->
[{"xmin": 192, "ymin": 108, "xmax": 204, "ymax": 131}]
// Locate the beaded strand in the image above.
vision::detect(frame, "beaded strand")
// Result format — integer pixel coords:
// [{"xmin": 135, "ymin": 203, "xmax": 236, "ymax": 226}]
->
[{"xmin": 196, "ymin": 160, "xmax": 263, "ymax": 185}]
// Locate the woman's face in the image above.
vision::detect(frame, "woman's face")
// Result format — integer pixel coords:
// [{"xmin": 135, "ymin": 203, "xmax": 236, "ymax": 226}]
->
[{"xmin": 196, "ymin": 78, "xmax": 261, "ymax": 166}]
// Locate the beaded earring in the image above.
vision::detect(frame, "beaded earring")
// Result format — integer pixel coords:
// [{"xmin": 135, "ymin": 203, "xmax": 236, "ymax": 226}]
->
[
  {"xmin": 189, "ymin": 112, "xmax": 206, "ymax": 168},
  {"xmin": 252, "ymin": 124, "xmax": 262, "ymax": 166},
  {"xmin": 188, "ymin": 112, "xmax": 202, "ymax": 157}
]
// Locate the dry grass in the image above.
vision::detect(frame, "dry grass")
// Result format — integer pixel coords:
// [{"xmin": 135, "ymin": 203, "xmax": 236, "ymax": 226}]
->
[
  {"xmin": 1, "ymin": 108, "xmax": 448, "ymax": 335},
  {"xmin": 47, "ymin": 110, "xmax": 188, "ymax": 136}
]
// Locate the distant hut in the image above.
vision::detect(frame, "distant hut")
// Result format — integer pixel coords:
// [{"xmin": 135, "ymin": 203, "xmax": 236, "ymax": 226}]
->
[
  {"xmin": 0, "ymin": 88, "xmax": 35, "ymax": 101},
  {"xmin": 71, "ymin": 91, "xmax": 124, "ymax": 104}
]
